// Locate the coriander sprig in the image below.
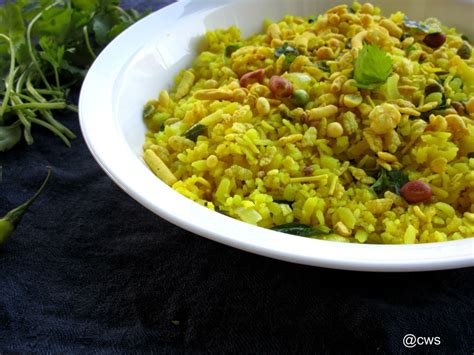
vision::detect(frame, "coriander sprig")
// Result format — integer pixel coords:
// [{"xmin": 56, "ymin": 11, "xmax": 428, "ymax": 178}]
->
[
  {"xmin": 0, "ymin": 0, "xmax": 146, "ymax": 152},
  {"xmin": 353, "ymin": 44, "xmax": 393, "ymax": 90}
]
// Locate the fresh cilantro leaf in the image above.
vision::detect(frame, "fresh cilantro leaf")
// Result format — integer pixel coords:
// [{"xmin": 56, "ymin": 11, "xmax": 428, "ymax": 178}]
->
[
  {"xmin": 225, "ymin": 44, "xmax": 241, "ymax": 57},
  {"xmin": 60, "ymin": 60, "xmax": 87, "ymax": 77},
  {"xmin": 369, "ymin": 167, "xmax": 409, "ymax": 196},
  {"xmin": 39, "ymin": 37, "xmax": 64, "ymax": 69},
  {"xmin": 70, "ymin": 0, "xmax": 97, "ymax": 13},
  {"xmin": 92, "ymin": 13, "xmax": 112, "ymax": 46},
  {"xmin": 353, "ymin": 44, "xmax": 392, "ymax": 90},
  {"xmin": 275, "ymin": 42, "xmax": 299, "ymax": 68},
  {"xmin": 386, "ymin": 169, "xmax": 409, "ymax": 195},
  {"xmin": 34, "ymin": 7, "xmax": 73, "ymax": 44},
  {"xmin": 15, "ymin": 43, "xmax": 31, "ymax": 66},
  {"xmin": 369, "ymin": 168, "xmax": 389, "ymax": 196},
  {"xmin": 0, "ymin": 124, "xmax": 22, "ymax": 152},
  {"xmin": 0, "ymin": 3, "xmax": 26, "ymax": 45},
  {"xmin": 0, "ymin": 0, "xmax": 147, "ymax": 152},
  {"xmin": 275, "ymin": 42, "xmax": 299, "ymax": 58},
  {"xmin": 107, "ymin": 22, "xmax": 129, "ymax": 42}
]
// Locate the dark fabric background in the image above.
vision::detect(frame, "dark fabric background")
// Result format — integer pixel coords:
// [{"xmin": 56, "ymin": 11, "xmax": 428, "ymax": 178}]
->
[{"xmin": 1, "ymin": 1, "xmax": 473, "ymax": 353}]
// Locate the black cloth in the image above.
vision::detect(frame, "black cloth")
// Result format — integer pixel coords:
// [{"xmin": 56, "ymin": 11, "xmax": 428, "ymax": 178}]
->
[{"xmin": 1, "ymin": 1, "xmax": 473, "ymax": 353}]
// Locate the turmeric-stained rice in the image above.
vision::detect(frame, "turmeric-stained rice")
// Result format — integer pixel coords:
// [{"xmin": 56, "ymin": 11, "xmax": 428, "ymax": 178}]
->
[{"xmin": 142, "ymin": 2, "xmax": 474, "ymax": 244}]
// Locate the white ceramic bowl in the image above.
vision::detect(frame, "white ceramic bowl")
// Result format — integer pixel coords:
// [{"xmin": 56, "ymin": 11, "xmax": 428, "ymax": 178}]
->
[{"xmin": 79, "ymin": 0, "xmax": 474, "ymax": 271}]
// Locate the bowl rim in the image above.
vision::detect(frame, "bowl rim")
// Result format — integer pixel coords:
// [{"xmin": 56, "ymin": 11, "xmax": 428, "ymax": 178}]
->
[{"xmin": 79, "ymin": 0, "xmax": 474, "ymax": 272}]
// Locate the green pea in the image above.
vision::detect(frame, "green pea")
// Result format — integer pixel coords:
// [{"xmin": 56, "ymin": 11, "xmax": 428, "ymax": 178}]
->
[
  {"xmin": 449, "ymin": 77, "xmax": 463, "ymax": 92},
  {"xmin": 425, "ymin": 92, "xmax": 443, "ymax": 105},
  {"xmin": 292, "ymin": 89, "xmax": 310, "ymax": 107}
]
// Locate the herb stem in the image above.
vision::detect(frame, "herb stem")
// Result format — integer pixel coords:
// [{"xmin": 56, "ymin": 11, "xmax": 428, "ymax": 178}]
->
[
  {"xmin": 5, "ymin": 102, "xmax": 67, "ymax": 111},
  {"xmin": 35, "ymin": 89, "xmax": 64, "ymax": 97},
  {"xmin": 26, "ymin": 1, "xmax": 62, "ymax": 91},
  {"xmin": 113, "ymin": 5, "xmax": 134, "ymax": 23},
  {"xmin": 83, "ymin": 26, "xmax": 97, "ymax": 59},
  {"xmin": 10, "ymin": 96, "xmax": 34, "ymax": 145},
  {"xmin": 0, "ymin": 34, "xmax": 16, "ymax": 125},
  {"xmin": 66, "ymin": 104, "xmax": 78, "ymax": 113},
  {"xmin": 29, "ymin": 116, "xmax": 71, "ymax": 147},
  {"xmin": 25, "ymin": 77, "xmax": 76, "ymax": 139}
]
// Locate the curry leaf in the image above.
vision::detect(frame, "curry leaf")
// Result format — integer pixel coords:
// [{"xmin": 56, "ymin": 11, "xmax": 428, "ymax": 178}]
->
[
  {"xmin": 183, "ymin": 123, "xmax": 207, "ymax": 142},
  {"xmin": 271, "ymin": 223, "xmax": 332, "ymax": 237},
  {"xmin": 402, "ymin": 16, "xmax": 441, "ymax": 34}
]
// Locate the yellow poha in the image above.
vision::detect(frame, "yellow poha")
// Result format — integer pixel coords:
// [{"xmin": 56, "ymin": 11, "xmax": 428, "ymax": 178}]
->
[{"xmin": 142, "ymin": 2, "xmax": 474, "ymax": 244}]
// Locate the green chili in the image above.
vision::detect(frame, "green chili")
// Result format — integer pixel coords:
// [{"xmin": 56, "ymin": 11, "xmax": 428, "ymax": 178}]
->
[{"xmin": 0, "ymin": 168, "xmax": 51, "ymax": 246}]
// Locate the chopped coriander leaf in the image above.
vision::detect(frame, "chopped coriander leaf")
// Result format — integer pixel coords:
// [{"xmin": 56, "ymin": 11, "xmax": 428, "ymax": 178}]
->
[
  {"xmin": 386, "ymin": 170, "xmax": 409, "ymax": 195},
  {"xmin": 275, "ymin": 42, "xmax": 299, "ymax": 67},
  {"xmin": 369, "ymin": 167, "xmax": 409, "ymax": 196},
  {"xmin": 275, "ymin": 42, "xmax": 299, "ymax": 58},
  {"xmin": 353, "ymin": 44, "xmax": 392, "ymax": 89},
  {"xmin": 225, "ymin": 44, "xmax": 241, "ymax": 57}
]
